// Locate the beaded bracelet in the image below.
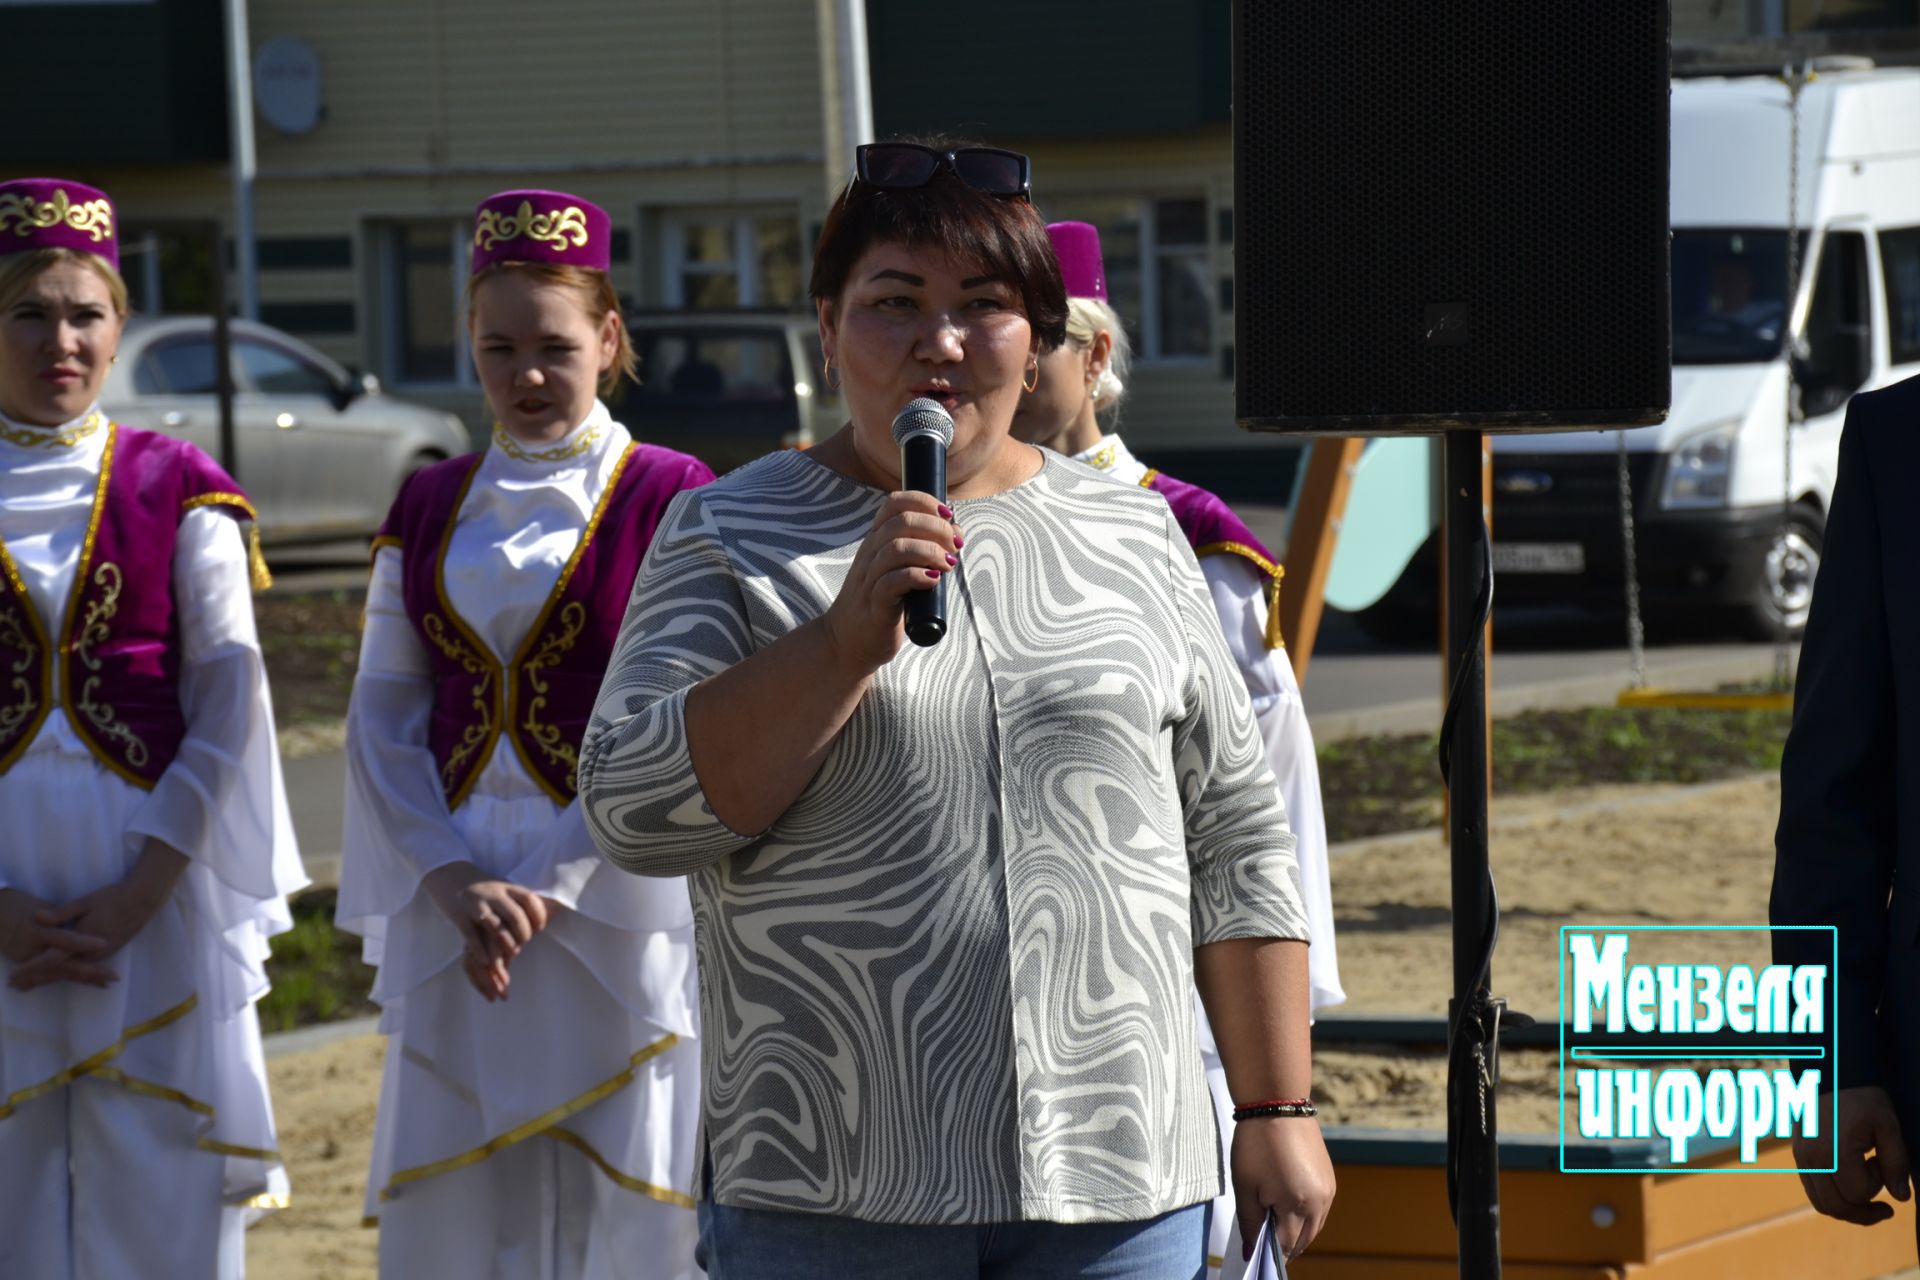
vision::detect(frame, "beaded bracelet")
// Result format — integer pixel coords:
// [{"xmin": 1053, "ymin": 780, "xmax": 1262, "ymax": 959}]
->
[{"xmin": 1231, "ymin": 1098, "xmax": 1317, "ymax": 1121}]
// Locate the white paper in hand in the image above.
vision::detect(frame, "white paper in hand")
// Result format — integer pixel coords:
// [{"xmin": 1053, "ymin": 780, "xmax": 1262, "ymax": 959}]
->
[{"xmin": 1247, "ymin": 1214, "xmax": 1287, "ymax": 1280}]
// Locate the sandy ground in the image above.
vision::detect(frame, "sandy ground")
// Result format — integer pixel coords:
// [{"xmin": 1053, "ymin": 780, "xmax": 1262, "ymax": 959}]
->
[{"xmin": 248, "ymin": 774, "xmax": 1801, "ymax": 1277}]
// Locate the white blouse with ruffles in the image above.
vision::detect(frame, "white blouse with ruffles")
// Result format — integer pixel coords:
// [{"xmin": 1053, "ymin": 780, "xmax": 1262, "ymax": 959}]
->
[
  {"xmin": 0, "ymin": 403, "xmax": 305, "ymax": 1208},
  {"xmin": 336, "ymin": 401, "xmax": 700, "ymax": 1257}
]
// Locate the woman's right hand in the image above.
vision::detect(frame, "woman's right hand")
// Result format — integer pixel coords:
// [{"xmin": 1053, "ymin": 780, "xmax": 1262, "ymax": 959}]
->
[
  {"xmin": 422, "ymin": 862, "xmax": 552, "ymax": 1001},
  {"xmin": 822, "ymin": 492, "xmax": 961, "ymax": 676}
]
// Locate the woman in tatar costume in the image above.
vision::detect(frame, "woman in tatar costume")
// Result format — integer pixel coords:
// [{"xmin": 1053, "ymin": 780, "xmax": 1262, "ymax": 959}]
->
[
  {"xmin": 338, "ymin": 188, "xmax": 711, "ymax": 1278},
  {"xmin": 0, "ymin": 177, "xmax": 305, "ymax": 1279},
  {"xmin": 1015, "ymin": 221, "xmax": 1344, "ymax": 1277}
]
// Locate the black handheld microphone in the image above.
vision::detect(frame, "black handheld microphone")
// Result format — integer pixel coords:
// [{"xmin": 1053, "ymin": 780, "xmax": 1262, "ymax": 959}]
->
[{"xmin": 891, "ymin": 397, "xmax": 954, "ymax": 647}]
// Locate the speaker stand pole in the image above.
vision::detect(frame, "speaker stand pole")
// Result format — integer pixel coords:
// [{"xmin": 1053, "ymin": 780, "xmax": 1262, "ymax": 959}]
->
[{"xmin": 1443, "ymin": 431, "xmax": 1501, "ymax": 1277}]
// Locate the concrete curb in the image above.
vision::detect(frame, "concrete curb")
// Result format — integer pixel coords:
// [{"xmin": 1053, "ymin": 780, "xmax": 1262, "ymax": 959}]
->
[{"xmin": 1306, "ymin": 649, "xmax": 1793, "ymax": 744}]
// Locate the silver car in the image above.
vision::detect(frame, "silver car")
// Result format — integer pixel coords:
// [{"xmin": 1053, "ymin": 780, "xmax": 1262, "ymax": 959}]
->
[{"xmin": 104, "ymin": 317, "xmax": 470, "ymax": 543}]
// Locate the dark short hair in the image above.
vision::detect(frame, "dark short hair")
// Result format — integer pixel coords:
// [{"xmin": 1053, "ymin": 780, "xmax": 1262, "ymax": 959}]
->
[{"xmin": 809, "ymin": 142, "xmax": 1068, "ymax": 352}]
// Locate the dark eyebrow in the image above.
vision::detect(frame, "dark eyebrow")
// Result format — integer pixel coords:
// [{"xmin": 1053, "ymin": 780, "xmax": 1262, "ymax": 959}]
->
[
  {"xmin": 867, "ymin": 269, "xmax": 924, "ymax": 286},
  {"xmin": 962, "ymin": 274, "xmax": 1013, "ymax": 289}
]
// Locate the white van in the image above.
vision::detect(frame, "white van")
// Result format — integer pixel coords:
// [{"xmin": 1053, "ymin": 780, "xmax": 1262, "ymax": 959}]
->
[{"xmin": 1367, "ymin": 66, "xmax": 1920, "ymax": 638}]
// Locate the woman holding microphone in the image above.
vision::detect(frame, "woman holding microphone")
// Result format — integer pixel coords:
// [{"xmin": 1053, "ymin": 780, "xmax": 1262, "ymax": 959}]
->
[{"xmin": 581, "ymin": 143, "xmax": 1334, "ymax": 1278}]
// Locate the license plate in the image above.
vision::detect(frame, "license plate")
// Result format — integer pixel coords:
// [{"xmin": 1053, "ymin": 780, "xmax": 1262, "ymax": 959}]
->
[{"xmin": 1493, "ymin": 542, "xmax": 1585, "ymax": 574}]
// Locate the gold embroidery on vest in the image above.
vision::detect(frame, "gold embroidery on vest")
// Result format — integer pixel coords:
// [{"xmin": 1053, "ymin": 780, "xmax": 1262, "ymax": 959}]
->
[
  {"xmin": 501, "ymin": 443, "xmax": 636, "ymax": 804},
  {"xmin": 72, "ymin": 562, "xmax": 149, "ymax": 770},
  {"xmin": 0, "ymin": 538, "xmax": 47, "ymax": 766},
  {"xmin": 422, "ymin": 612, "xmax": 495, "ymax": 795},
  {"xmin": 519, "ymin": 601, "xmax": 585, "ymax": 790},
  {"xmin": 0, "ymin": 603, "xmax": 39, "ymax": 748}
]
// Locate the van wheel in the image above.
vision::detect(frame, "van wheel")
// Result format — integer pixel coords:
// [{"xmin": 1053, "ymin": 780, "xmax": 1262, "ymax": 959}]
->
[{"xmin": 1733, "ymin": 505, "xmax": 1823, "ymax": 641}]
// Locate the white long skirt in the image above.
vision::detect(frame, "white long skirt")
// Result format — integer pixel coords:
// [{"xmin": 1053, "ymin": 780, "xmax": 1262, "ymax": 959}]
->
[
  {"xmin": 358, "ymin": 787, "xmax": 702, "ymax": 1280},
  {"xmin": 0, "ymin": 750, "xmax": 288, "ymax": 1278}
]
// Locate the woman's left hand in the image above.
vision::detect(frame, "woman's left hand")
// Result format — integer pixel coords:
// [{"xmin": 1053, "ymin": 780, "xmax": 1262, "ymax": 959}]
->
[
  {"xmin": 9, "ymin": 840, "xmax": 189, "ymax": 991},
  {"xmin": 1230, "ymin": 1114, "xmax": 1337, "ymax": 1263}
]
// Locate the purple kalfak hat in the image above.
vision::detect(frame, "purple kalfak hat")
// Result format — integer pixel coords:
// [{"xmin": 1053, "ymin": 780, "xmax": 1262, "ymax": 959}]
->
[
  {"xmin": 470, "ymin": 188, "xmax": 610, "ymax": 275},
  {"xmin": 1046, "ymin": 221, "xmax": 1106, "ymax": 302},
  {"xmin": 0, "ymin": 178, "xmax": 118, "ymax": 270}
]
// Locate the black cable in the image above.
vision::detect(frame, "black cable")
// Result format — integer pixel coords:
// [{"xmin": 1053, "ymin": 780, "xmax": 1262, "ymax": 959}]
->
[{"xmin": 1443, "ymin": 514, "xmax": 1497, "ymax": 1228}]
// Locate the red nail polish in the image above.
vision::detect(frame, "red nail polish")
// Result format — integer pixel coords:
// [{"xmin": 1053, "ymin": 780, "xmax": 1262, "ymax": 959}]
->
[
  {"xmin": 937, "ymin": 503, "xmax": 954, "ymax": 519},
  {"xmin": 926, "ymin": 568, "xmax": 942, "ymax": 579},
  {"xmin": 944, "ymin": 553, "xmax": 957, "ymax": 566},
  {"xmin": 953, "ymin": 534, "xmax": 965, "ymax": 549}
]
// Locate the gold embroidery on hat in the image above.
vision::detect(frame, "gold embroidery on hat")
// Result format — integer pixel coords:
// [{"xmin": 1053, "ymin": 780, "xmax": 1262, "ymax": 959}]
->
[
  {"xmin": 473, "ymin": 201, "xmax": 590, "ymax": 253},
  {"xmin": 0, "ymin": 189, "xmax": 114, "ymax": 243}
]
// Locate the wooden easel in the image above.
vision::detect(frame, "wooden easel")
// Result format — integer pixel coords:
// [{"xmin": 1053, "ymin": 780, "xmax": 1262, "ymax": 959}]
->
[{"xmin": 1276, "ymin": 437, "xmax": 1365, "ymax": 684}]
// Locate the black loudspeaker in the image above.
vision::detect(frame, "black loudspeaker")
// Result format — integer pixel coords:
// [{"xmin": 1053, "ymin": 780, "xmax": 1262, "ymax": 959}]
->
[{"xmin": 1233, "ymin": 3, "xmax": 1672, "ymax": 434}]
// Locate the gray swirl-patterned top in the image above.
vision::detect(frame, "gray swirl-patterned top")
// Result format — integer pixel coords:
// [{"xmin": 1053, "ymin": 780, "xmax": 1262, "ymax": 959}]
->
[{"xmin": 579, "ymin": 448, "xmax": 1307, "ymax": 1225}]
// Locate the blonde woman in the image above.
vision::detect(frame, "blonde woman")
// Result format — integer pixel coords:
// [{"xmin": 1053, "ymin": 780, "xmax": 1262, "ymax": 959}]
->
[{"xmin": 0, "ymin": 176, "xmax": 303, "ymax": 1277}]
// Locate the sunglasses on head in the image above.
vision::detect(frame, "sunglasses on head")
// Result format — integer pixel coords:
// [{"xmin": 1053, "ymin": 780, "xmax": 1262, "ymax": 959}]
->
[{"xmin": 854, "ymin": 143, "xmax": 1032, "ymax": 200}]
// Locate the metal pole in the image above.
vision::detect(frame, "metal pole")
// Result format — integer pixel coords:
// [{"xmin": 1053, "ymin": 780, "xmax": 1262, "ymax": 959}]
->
[
  {"xmin": 835, "ymin": 0, "xmax": 873, "ymax": 163},
  {"xmin": 1443, "ymin": 429, "xmax": 1500, "ymax": 1278},
  {"xmin": 223, "ymin": 0, "xmax": 260, "ymax": 321},
  {"xmin": 211, "ymin": 221, "xmax": 238, "ymax": 479}
]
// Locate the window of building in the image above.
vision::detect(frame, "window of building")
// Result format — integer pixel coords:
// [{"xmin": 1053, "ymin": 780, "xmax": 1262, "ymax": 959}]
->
[
  {"xmin": 1043, "ymin": 196, "xmax": 1217, "ymax": 363},
  {"xmin": 121, "ymin": 228, "xmax": 219, "ymax": 318},
  {"xmin": 1881, "ymin": 226, "xmax": 1920, "ymax": 366},
  {"xmin": 661, "ymin": 212, "xmax": 803, "ymax": 310},
  {"xmin": 375, "ymin": 220, "xmax": 469, "ymax": 386}
]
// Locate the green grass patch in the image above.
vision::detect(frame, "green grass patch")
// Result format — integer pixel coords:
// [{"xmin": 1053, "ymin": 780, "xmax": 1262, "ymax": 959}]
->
[
  {"xmin": 1316, "ymin": 703, "xmax": 1790, "ymax": 843},
  {"xmin": 256, "ymin": 590, "xmax": 362, "ymax": 727},
  {"xmin": 259, "ymin": 889, "xmax": 378, "ymax": 1034}
]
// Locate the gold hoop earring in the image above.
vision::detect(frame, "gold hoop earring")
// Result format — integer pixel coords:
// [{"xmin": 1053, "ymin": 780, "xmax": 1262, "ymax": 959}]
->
[
  {"xmin": 1022, "ymin": 363, "xmax": 1039, "ymax": 394},
  {"xmin": 823, "ymin": 359, "xmax": 840, "ymax": 392}
]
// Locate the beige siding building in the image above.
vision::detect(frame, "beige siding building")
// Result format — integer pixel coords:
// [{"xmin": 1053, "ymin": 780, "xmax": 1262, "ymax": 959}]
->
[
  {"xmin": 47, "ymin": 0, "xmax": 1260, "ymax": 455},
  {"xmin": 19, "ymin": 0, "xmax": 1919, "ymax": 468}
]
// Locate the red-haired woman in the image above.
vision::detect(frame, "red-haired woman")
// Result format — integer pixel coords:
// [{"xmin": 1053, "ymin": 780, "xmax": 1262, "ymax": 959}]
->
[
  {"xmin": 0, "ymin": 177, "xmax": 304, "ymax": 1277},
  {"xmin": 338, "ymin": 189, "xmax": 711, "ymax": 1277},
  {"xmin": 582, "ymin": 145, "xmax": 1335, "ymax": 1278}
]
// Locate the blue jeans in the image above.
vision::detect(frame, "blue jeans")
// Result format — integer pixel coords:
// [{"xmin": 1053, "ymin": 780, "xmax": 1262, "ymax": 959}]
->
[{"xmin": 695, "ymin": 1197, "xmax": 1209, "ymax": 1280}]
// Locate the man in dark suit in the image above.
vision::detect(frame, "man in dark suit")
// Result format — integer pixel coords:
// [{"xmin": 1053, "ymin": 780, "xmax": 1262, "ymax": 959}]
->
[{"xmin": 1776, "ymin": 375, "xmax": 1918, "ymax": 1237}]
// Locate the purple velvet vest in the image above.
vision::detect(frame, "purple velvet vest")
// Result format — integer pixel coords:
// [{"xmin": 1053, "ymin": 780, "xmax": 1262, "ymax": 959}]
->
[
  {"xmin": 0, "ymin": 426, "xmax": 257, "ymax": 787},
  {"xmin": 1144, "ymin": 468, "xmax": 1287, "ymax": 650},
  {"xmin": 376, "ymin": 443, "xmax": 711, "ymax": 809}
]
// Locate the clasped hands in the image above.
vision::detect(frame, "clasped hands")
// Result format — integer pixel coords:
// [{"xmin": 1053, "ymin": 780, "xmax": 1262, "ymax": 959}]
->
[
  {"xmin": 422, "ymin": 862, "xmax": 559, "ymax": 1002},
  {"xmin": 1, "ymin": 840, "xmax": 189, "ymax": 991}
]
